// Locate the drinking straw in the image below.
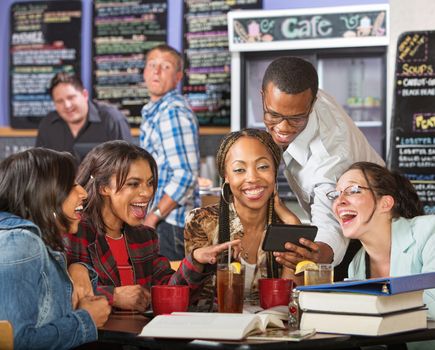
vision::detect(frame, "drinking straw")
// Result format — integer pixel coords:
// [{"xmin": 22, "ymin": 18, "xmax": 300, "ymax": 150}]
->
[{"xmin": 228, "ymin": 244, "xmax": 231, "ymax": 267}]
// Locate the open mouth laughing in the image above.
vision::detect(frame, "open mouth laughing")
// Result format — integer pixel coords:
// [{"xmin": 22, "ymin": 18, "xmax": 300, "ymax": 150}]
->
[
  {"xmin": 338, "ymin": 210, "xmax": 358, "ymax": 225},
  {"xmin": 130, "ymin": 202, "xmax": 148, "ymax": 219}
]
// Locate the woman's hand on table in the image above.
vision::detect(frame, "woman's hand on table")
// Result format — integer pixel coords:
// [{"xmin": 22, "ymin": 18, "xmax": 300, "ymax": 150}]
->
[
  {"xmin": 113, "ymin": 285, "xmax": 151, "ymax": 312},
  {"xmin": 68, "ymin": 263, "xmax": 94, "ymax": 309},
  {"xmin": 79, "ymin": 295, "xmax": 111, "ymax": 328}
]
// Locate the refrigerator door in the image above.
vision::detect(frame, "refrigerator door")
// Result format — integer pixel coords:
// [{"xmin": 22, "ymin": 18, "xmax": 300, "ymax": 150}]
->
[{"xmin": 318, "ymin": 55, "xmax": 385, "ymax": 157}]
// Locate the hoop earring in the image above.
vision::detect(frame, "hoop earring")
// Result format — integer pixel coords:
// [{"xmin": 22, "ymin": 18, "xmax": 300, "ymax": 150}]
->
[{"xmin": 221, "ymin": 182, "xmax": 231, "ymax": 205}]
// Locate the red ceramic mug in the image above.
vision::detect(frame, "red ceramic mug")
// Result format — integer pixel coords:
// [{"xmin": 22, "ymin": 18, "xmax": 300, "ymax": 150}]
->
[
  {"xmin": 151, "ymin": 285, "xmax": 190, "ymax": 316},
  {"xmin": 258, "ymin": 278, "xmax": 293, "ymax": 309}
]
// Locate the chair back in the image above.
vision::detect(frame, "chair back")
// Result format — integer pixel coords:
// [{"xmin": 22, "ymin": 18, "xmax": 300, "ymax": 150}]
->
[{"xmin": 0, "ymin": 320, "xmax": 13, "ymax": 350}]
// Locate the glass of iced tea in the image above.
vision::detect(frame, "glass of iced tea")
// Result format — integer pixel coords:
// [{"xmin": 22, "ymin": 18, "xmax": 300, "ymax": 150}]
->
[
  {"xmin": 217, "ymin": 262, "xmax": 245, "ymax": 313},
  {"xmin": 304, "ymin": 263, "xmax": 334, "ymax": 286}
]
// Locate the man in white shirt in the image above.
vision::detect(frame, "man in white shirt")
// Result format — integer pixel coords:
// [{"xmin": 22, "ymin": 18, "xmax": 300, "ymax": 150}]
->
[{"xmin": 262, "ymin": 56, "xmax": 384, "ymax": 273}]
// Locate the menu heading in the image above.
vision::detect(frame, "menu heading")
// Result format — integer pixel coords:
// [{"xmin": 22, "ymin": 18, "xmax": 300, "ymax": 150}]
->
[{"xmin": 228, "ymin": 5, "xmax": 388, "ymax": 52}]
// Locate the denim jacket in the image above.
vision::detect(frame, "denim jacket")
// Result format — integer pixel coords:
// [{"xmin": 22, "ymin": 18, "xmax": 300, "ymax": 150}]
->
[{"xmin": 0, "ymin": 212, "xmax": 97, "ymax": 349}]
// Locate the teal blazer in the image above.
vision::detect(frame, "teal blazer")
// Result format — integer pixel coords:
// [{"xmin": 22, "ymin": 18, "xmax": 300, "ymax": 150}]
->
[{"xmin": 348, "ymin": 215, "xmax": 435, "ymax": 319}]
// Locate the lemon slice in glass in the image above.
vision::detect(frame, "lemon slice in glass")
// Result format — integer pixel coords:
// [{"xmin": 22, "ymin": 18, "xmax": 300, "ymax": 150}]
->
[
  {"xmin": 295, "ymin": 260, "xmax": 318, "ymax": 275},
  {"xmin": 230, "ymin": 262, "xmax": 242, "ymax": 274}
]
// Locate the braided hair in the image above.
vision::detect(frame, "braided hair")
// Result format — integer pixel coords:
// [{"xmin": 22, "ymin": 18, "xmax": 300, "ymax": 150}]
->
[
  {"xmin": 347, "ymin": 162, "xmax": 424, "ymax": 219},
  {"xmin": 216, "ymin": 128, "xmax": 283, "ymax": 276}
]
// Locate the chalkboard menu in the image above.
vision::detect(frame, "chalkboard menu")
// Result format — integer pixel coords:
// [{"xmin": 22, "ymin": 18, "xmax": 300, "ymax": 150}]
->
[
  {"xmin": 390, "ymin": 31, "xmax": 435, "ymax": 214},
  {"xmin": 92, "ymin": 0, "xmax": 167, "ymax": 127},
  {"xmin": 183, "ymin": 0, "xmax": 262, "ymax": 126},
  {"xmin": 10, "ymin": 1, "xmax": 82, "ymax": 129}
]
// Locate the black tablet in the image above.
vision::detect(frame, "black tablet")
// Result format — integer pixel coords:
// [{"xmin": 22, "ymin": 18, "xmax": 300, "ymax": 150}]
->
[{"xmin": 262, "ymin": 224, "xmax": 318, "ymax": 252}]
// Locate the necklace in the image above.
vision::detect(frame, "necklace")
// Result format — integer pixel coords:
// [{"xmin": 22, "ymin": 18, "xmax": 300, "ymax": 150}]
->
[
  {"xmin": 240, "ymin": 234, "xmax": 261, "ymax": 261},
  {"xmin": 105, "ymin": 233, "xmax": 124, "ymax": 241}
]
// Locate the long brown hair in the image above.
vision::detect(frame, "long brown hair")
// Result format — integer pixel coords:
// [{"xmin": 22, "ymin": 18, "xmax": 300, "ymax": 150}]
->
[
  {"xmin": 77, "ymin": 140, "xmax": 158, "ymax": 234},
  {"xmin": 0, "ymin": 148, "xmax": 77, "ymax": 251},
  {"xmin": 347, "ymin": 162, "xmax": 424, "ymax": 219}
]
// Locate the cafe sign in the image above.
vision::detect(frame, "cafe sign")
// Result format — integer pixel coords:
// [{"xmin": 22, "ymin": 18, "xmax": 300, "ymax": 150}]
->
[{"xmin": 228, "ymin": 4, "xmax": 389, "ymax": 52}]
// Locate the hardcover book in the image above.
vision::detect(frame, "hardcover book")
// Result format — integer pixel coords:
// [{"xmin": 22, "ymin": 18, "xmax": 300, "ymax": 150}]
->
[
  {"xmin": 298, "ymin": 290, "xmax": 424, "ymax": 315},
  {"xmin": 297, "ymin": 272, "xmax": 435, "ymax": 295},
  {"xmin": 300, "ymin": 308, "xmax": 427, "ymax": 336}
]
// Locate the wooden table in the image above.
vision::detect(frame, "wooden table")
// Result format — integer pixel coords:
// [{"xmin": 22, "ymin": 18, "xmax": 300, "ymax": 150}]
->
[{"xmin": 75, "ymin": 314, "xmax": 435, "ymax": 350}]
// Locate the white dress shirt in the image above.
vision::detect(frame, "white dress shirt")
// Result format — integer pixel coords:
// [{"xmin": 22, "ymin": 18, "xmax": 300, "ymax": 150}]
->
[{"xmin": 283, "ymin": 89, "xmax": 384, "ymax": 265}]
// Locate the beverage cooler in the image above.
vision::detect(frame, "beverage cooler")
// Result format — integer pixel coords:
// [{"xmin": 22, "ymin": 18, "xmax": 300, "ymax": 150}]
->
[{"xmin": 228, "ymin": 4, "xmax": 389, "ymax": 159}]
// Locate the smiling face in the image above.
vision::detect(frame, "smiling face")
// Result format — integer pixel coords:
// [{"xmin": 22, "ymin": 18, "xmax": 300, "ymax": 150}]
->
[
  {"xmin": 143, "ymin": 49, "xmax": 182, "ymax": 102},
  {"xmin": 52, "ymin": 83, "xmax": 89, "ymax": 127},
  {"xmin": 332, "ymin": 169, "xmax": 380, "ymax": 240},
  {"xmin": 262, "ymin": 84, "xmax": 313, "ymax": 148},
  {"xmin": 101, "ymin": 159, "xmax": 154, "ymax": 229},
  {"xmin": 61, "ymin": 183, "xmax": 88, "ymax": 233},
  {"xmin": 224, "ymin": 137, "xmax": 276, "ymax": 212}
]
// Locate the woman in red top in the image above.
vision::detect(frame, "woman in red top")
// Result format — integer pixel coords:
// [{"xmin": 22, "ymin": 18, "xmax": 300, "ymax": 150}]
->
[{"xmin": 64, "ymin": 140, "xmax": 238, "ymax": 312}]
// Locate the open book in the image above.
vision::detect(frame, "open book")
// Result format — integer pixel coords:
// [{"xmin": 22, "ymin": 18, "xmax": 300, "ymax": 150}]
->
[
  {"xmin": 139, "ymin": 312, "xmax": 285, "ymax": 340},
  {"xmin": 243, "ymin": 304, "xmax": 289, "ymax": 320}
]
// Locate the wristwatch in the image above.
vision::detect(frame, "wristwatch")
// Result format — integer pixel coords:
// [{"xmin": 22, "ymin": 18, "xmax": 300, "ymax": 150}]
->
[{"xmin": 152, "ymin": 207, "xmax": 164, "ymax": 220}]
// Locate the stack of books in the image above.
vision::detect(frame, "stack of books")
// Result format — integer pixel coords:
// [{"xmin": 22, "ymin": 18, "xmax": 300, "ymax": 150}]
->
[{"xmin": 297, "ymin": 272, "xmax": 435, "ymax": 336}]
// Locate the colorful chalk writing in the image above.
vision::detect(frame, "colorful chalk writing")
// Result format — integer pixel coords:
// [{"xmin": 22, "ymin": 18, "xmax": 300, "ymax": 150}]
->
[
  {"xmin": 92, "ymin": 0, "xmax": 167, "ymax": 127},
  {"xmin": 391, "ymin": 32, "xmax": 435, "ymax": 214},
  {"xmin": 183, "ymin": 0, "xmax": 262, "ymax": 126},
  {"xmin": 231, "ymin": 10, "xmax": 387, "ymax": 45},
  {"xmin": 9, "ymin": 1, "xmax": 82, "ymax": 129}
]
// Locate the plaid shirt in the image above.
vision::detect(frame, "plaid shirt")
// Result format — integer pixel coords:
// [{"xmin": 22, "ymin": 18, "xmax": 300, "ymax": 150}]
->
[
  {"xmin": 140, "ymin": 89, "xmax": 200, "ymax": 227},
  {"xmin": 64, "ymin": 218, "xmax": 211, "ymax": 304}
]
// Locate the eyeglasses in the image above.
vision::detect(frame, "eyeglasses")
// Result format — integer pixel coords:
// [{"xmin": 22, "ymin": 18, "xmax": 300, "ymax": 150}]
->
[
  {"xmin": 262, "ymin": 98, "xmax": 315, "ymax": 128},
  {"xmin": 326, "ymin": 185, "xmax": 371, "ymax": 201}
]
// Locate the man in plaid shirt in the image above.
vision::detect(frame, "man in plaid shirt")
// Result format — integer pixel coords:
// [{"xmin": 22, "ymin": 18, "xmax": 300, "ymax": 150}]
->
[{"xmin": 140, "ymin": 44, "xmax": 200, "ymax": 260}]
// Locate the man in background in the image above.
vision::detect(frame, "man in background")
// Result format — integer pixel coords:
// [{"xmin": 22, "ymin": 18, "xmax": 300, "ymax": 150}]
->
[
  {"xmin": 140, "ymin": 44, "xmax": 200, "ymax": 260},
  {"xmin": 262, "ymin": 56, "xmax": 384, "ymax": 278},
  {"xmin": 36, "ymin": 72, "xmax": 132, "ymax": 162}
]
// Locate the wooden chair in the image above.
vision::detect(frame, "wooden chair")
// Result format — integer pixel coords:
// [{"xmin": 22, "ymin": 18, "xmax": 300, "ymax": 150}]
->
[{"xmin": 0, "ymin": 320, "xmax": 13, "ymax": 350}]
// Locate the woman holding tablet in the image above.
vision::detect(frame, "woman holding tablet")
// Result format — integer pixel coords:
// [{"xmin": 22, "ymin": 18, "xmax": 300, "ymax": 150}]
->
[{"xmin": 184, "ymin": 128, "xmax": 301, "ymax": 310}]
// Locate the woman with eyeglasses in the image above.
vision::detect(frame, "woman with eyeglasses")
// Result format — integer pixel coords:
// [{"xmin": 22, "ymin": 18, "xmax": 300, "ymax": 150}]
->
[{"xmin": 329, "ymin": 161, "xmax": 435, "ymax": 318}]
